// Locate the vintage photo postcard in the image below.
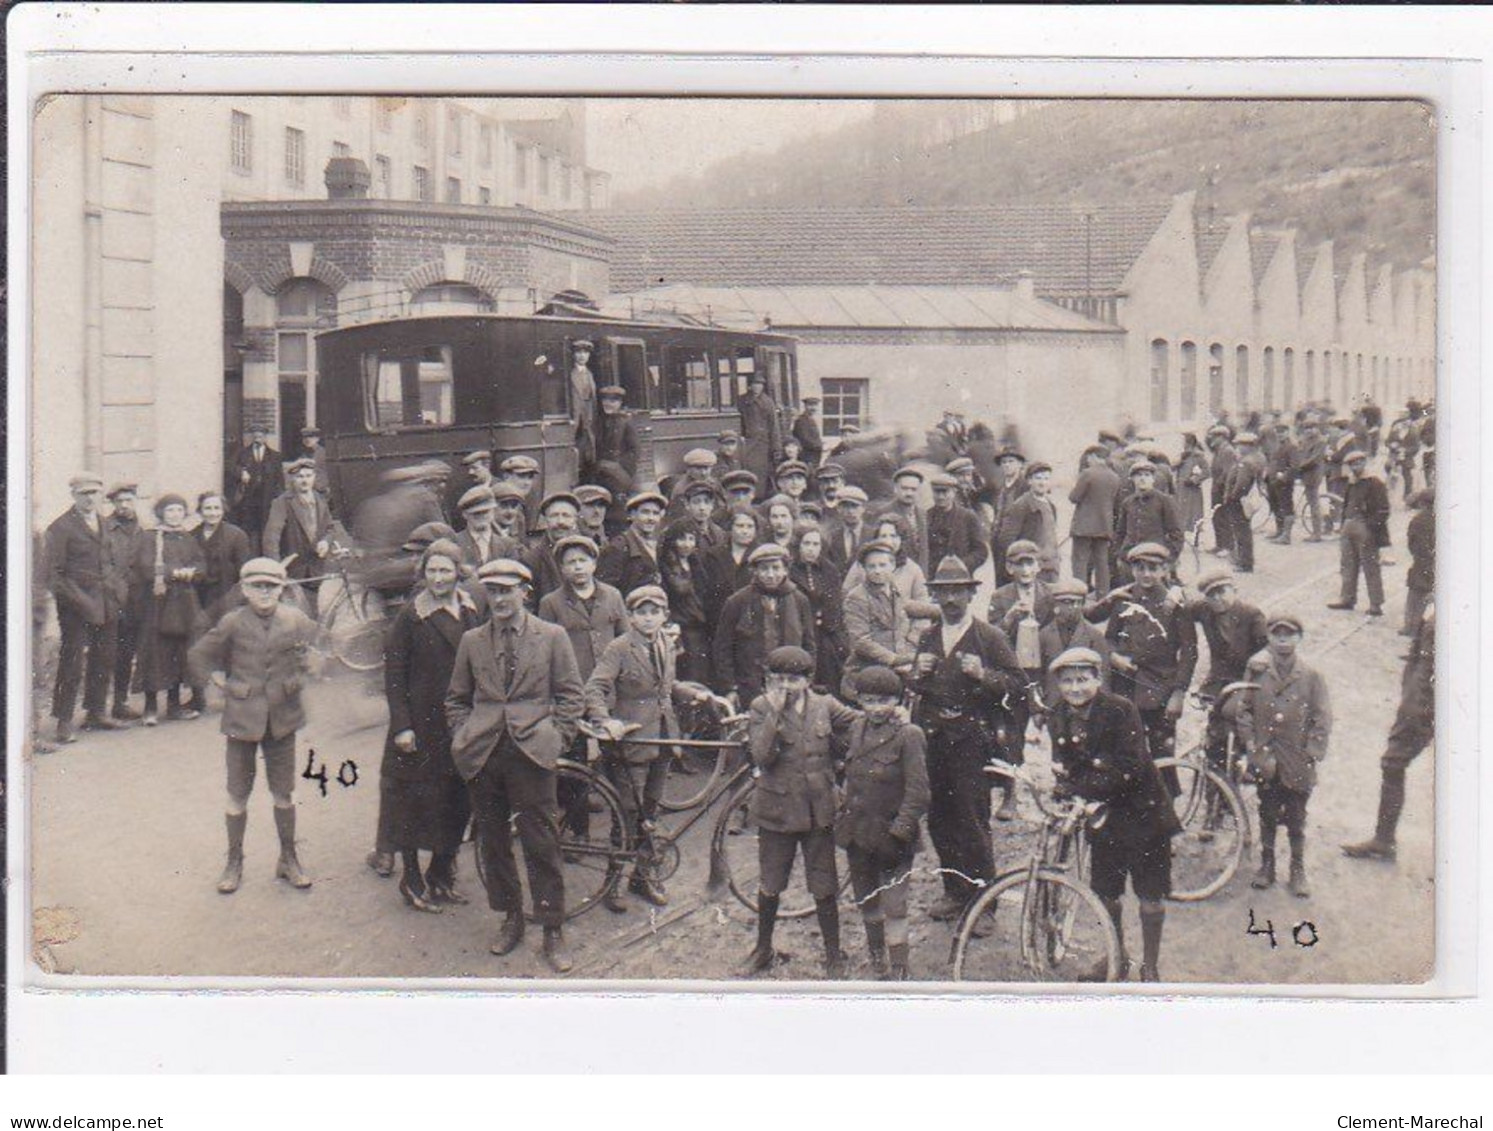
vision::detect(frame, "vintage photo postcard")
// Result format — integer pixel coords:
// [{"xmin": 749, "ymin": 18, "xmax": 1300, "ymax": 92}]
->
[{"xmin": 22, "ymin": 89, "xmax": 1443, "ymax": 992}]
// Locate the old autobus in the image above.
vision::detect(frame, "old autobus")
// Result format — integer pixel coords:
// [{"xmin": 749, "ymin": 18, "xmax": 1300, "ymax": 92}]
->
[{"xmin": 314, "ymin": 308, "xmax": 800, "ymax": 517}]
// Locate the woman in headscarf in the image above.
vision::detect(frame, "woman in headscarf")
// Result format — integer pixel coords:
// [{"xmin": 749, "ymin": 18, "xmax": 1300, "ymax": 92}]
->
[
  {"xmin": 840, "ymin": 511, "xmax": 930, "ymax": 603},
  {"xmin": 134, "ymin": 493, "xmax": 207, "ymax": 726},
  {"xmin": 1176, "ymin": 432, "xmax": 1212, "ymax": 536},
  {"xmin": 790, "ymin": 524, "xmax": 847, "ymax": 695},
  {"xmin": 380, "ymin": 537, "xmax": 483, "ymax": 912}
]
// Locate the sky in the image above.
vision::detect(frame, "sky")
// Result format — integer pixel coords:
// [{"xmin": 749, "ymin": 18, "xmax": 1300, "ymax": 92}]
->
[{"xmin": 584, "ymin": 98, "xmax": 876, "ymax": 197}]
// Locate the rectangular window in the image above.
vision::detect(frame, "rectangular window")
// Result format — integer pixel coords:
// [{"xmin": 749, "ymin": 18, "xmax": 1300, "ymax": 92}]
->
[
  {"xmin": 820, "ymin": 378, "xmax": 868, "ymax": 435},
  {"xmin": 362, "ymin": 346, "xmax": 456, "ymax": 430},
  {"xmin": 284, "ymin": 127, "xmax": 306, "ymax": 187},
  {"xmin": 665, "ymin": 347, "xmax": 714, "ymax": 412},
  {"xmin": 374, "ymin": 155, "xmax": 392, "ymax": 198},
  {"xmin": 1179, "ymin": 341, "xmax": 1198, "ymax": 420},
  {"xmin": 1150, "ymin": 339, "xmax": 1170, "ymax": 422},
  {"xmin": 478, "ymin": 186, "xmax": 491, "ymax": 205},
  {"xmin": 536, "ymin": 341, "xmax": 570, "ymax": 418},
  {"xmin": 715, "ymin": 352, "xmax": 736, "ymax": 408},
  {"xmin": 445, "ymin": 176, "xmax": 461, "ymax": 203},
  {"xmin": 332, "ymin": 141, "xmax": 350, "ymax": 157},
  {"xmin": 480, "ymin": 124, "xmax": 494, "ymax": 167},
  {"xmin": 732, "ymin": 348, "xmax": 755, "ymax": 405},
  {"xmin": 230, "ymin": 110, "xmax": 253, "ymax": 174},
  {"xmin": 447, "ymin": 107, "xmax": 463, "ymax": 155},
  {"xmin": 413, "ymin": 165, "xmax": 431, "ymax": 202}
]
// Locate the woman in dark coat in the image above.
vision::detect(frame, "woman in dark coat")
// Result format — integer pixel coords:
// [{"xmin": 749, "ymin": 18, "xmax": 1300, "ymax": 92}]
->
[
  {"xmin": 192, "ymin": 491, "xmax": 252, "ymax": 622},
  {"xmin": 660, "ymin": 521, "xmax": 712, "ymax": 685},
  {"xmin": 380, "ymin": 538, "xmax": 483, "ymax": 911},
  {"xmin": 134, "ymin": 494, "xmax": 207, "ymax": 725},
  {"xmin": 790, "ymin": 524, "xmax": 847, "ymax": 696},
  {"xmin": 697, "ymin": 506, "xmax": 762, "ymax": 630},
  {"xmin": 1175, "ymin": 432, "xmax": 1211, "ymax": 535}
]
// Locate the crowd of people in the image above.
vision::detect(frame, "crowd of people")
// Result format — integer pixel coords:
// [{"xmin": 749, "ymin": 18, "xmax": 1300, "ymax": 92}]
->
[{"xmin": 37, "ymin": 382, "xmax": 1437, "ymax": 980}]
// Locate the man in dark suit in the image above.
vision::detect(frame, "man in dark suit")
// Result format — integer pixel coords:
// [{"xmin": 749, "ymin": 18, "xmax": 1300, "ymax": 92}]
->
[
  {"xmin": 454, "ymin": 486, "xmax": 526, "ymax": 572},
  {"xmin": 598, "ymin": 491, "xmax": 666, "ymax": 599},
  {"xmin": 262, "ymin": 459, "xmax": 347, "ymax": 604},
  {"xmin": 445, "ymin": 558, "xmax": 585, "ymax": 974},
  {"xmin": 821, "ymin": 486, "xmax": 871, "ymax": 575},
  {"xmin": 591, "ymin": 386, "xmax": 640, "ymax": 529},
  {"xmin": 1206, "ymin": 426, "xmax": 1239, "ymax": 556},
  {"xmin": 45, "ymin": 473, "xmax": 127, "ymax": 743},
  {"xmin": 925, "ymin": 473, "xmax": 988, "ymax": 578},
  {"xmin": 993, "ymin": 461, "xmax": 1060, "ymax": 584},
  {"xmin": 1327, "ymin": 448, "xmax": 1392, "ymax": 616},
  {"xmin": 229, "ymin": 425, "xmax": 283, "ymax": 549},
  {"xmin": 909, "ymin": 556, "xmax": 1025, "ymax": 921},
  {"xmin": 1047, "ymin": 646, "xmax": 1181, "ymax": 982},
  {"xmin": 791, "ymin": 397, "xmax": 825, "ymax": 469},
  {"xmin": 1069, "ymin": 445, "xmax": 1122, "ymax": 594},
  {"xmin": 103, "ymin": 482, "xmax": 147, "ymax": 721},
  {"xmin": 738, "ymin": 374, "xmax": 783, "ymax": 498}
]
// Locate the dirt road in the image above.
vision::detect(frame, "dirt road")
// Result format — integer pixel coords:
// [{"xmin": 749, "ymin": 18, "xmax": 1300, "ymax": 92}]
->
[{"xmin": 27, "ymin": 511, "xmax": 1433, "ymax": 987}]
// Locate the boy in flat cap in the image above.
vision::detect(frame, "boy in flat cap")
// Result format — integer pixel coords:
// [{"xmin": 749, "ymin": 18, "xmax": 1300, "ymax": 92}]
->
[
  {"xmin": 1038, "ymin": 580, "xmax": 1110, "ymax": 713},
  {"xmin": 586, "ymin": 585, "xmax": 728, "ymax": 912},
  {"xmin": 1047, "ymin": 647, "xmax": 1181, "ymax": 982},
  {"xmin": 740, "ymin": 645, "xmax": 859, "ymax": 978},
  {"xmin": 713, "ymin": 542, "xmax": 817, "ymax": 707},
  {"xmin": 1174, "ymin": 570, "xmax": 1268, "ymax": 775},
  {"xmin": 598, "ymin": 491, "xmax": 666, "ymax": 597},
  {"xmin": 714, "ymin": 430, "xmax": 743, "ymax": 477},
  {"xmin": 1114, "ymin": 460, "xmax": 1184, "ymax": 578},
  {"xmin": 835, "ymin": 665, "xmax": 929, "ymax": 980},
  {"xmin": 188, "ymin": 557, "xmax": 321, "ymax": 894},
  {"xmin": 446, "ymin": 557, "xmax": 585, "ymax": 973},
  {"xmin": 1238, "ymin": 615, "xmax": 1332, "ymax": 897}
]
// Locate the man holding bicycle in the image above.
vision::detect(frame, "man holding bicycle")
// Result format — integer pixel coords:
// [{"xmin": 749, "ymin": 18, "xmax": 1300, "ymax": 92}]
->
[
  {"xmin": 1047, "ymin": 646, "xmax": 1181, "ymax": 983},
  {"xmin": 1173, "ymin": 570, "xmax": 1269, "ymax": 775}
]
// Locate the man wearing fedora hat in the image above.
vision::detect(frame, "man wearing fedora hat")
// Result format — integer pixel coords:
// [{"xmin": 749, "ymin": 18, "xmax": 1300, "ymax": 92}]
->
[
  {"xmin": 910, "ymin": 555, "xmax": 1025, "ymax": 922},
  {"xmin": 446, "ymin": 557, "xmax": 584, "ymax": 973},
  {"xmin": 45, "ymin": 473, "xmax": 128, "ymax": 743}
]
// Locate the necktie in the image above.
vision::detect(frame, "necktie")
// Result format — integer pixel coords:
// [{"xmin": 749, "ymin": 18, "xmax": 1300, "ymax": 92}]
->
[
  {"xmin": 501, "ymin": 628, "xmax": 517, "ymax": 696},
  {"xmin": 651, "ymin": 637, "xmax": 667, "ymax": 682}
]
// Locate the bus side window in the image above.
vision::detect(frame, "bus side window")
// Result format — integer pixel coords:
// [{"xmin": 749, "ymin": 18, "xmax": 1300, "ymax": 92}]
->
[
  {"xmin": 362, "ymin": 346, "xmax": 455, "ymax": 429},
  {"xmin": 735, "ymin": 347, "xmax": 755, "ymax": 404},
  {"xmin": 665, "ymin": 346, "xmax": 714, "ymax": 413},
  {"xmin": 647, "ymin": 363, "xmax": 663, "ymax": 409},
  {"xmin": 716, "ymin": 351, "xmax": 736, "ymax": 408},
  {"xmin": 535, "ymin": 340, "xmax": 569, "ymax": 417}
]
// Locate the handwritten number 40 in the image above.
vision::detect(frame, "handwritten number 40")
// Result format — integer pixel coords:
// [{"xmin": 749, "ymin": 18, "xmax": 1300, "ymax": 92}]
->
[
  {"xmin": 1247, "ymin": 908, "xmax": 1319, "ymax": 949},
  {"xmin": 302, "ymin": 749, "xmax": 359, "ymax": 797}
]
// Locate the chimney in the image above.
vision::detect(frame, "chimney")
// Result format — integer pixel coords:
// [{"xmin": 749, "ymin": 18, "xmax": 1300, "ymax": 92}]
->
[
  {"xmin": 1014, "ymin": 269, "xmax": 1035, "ymax": 301},
  {"xmin": 324, "ymin": 157, "xmax": 371, "ymax": 200}
]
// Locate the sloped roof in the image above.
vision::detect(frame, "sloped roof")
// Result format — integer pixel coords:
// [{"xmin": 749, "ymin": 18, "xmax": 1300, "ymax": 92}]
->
[
  {"xmin": 574, "ymin": 202, "xmax": 1175, "ymax": 297},
  {"xmin": 1248, "ymin": 231, "xmax": 1282, "ymax": 288},
  {"xmin": 611, "ymin": 284, "xmax": 1121, "ymax": 334},
  {"xmin": 1195, "ymin": 221, "xmax": 1230, "ymax": 283}
]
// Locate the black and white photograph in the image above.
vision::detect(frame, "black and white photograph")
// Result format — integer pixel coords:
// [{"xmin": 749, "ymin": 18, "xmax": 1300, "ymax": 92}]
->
[{"xmin": 20, "ymin": 88, "xmax": 1443, "ymax": 991}]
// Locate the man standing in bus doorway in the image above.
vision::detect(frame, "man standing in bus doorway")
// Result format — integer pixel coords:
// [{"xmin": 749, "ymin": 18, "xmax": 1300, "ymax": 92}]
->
[
  {"xmin": 591, "ymin": 385, "xmax": 639, "ymax": 534},
  {"xmin": 571, "ymin": 339, "xmax": 599, "ymax": 480},
  {"xmin": 739, "ymin": 372, "xmax": 783, "ymax": 500},
  {"xmin": 792, "ymin": 397, "xmax": 825, "ymax": 469}
]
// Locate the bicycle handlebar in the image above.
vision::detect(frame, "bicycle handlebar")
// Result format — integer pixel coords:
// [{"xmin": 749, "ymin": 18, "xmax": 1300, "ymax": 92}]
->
[{"xmin": 981, "ymin": 759, "xmax": 1105, "ymax": 828}]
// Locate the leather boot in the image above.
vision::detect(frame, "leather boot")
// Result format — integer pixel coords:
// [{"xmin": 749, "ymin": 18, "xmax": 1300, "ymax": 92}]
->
[
  {"xmin": 1343, "ymin": 770, "xmax": 1403, "ymax": 861},
  {"xmin": 490, "ymin": 913, "xmax": 525, "ymax": 956},
  {"xmin": 543, "ymin": 926, "xmax": 575, "ymax": 975},
  {"xmin": 1251, "ymin": 843, "xmax": 1276, "ymax": 889},
  {"xmin": 1288, "ymin": 836, "xmax": 1310, "ymax": 898},
  {"xmin": 995, "ymin": 783, "xmax": 1018, "ymax": 822},
  {"xmin": 887, "ymin": 942, "xmax": 911, "ymax": 981},
  {"xmin": 273, "ymin": 806, "xmax": 312, "ymax": 889},
  {"xmin": 738, "ymin": 893, "xmax": 779, "ymax": 976},
  {"xmin": 1138, "ymin": 907, "xmax": 1165, "ymax": 983},
  {"xmin": 863, "ymin": 920, "xmax": 889, "ymax": 979},
  {"xmin": 1278, "ymin": 517, "xmax": 1294, "ymax": 545},
  {"xmin": 816, "ymin": 895, "xmax": 847, "ymax": 979},
  {"xmin": 217, "ymin": 812, "xmax": 247, "ymax": 894}
]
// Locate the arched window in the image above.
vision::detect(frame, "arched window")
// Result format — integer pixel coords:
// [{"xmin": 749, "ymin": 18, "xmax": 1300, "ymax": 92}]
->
[
  {"xmin": 1322, "ymin": 351, "xmax": 1333, "ymax": 408},
  {"xmin": 1282, "ymin": 347, "xmax": 1295, "ymax": 412},
  {"xmin": 1208, "ymin": 343, "xmax": 1225, "ymax": 416},
  {"xmin": 1262, "ymin": 346, "xmax": 1276, "ymax": 411},
  {"xmin": 1342, "ymin": 352, "xmax": 1352, "ymax": 404},
  {"xmin": 1356, "ymin": 354, "xmax": 1365, "ymax": 400},
  {"xmin": 1150, "ymin": 339, "xmax": 1170, "ymax": 422},
  {"xmin": 275, "ymin": 278, "xmax": 337, "ymax": 446},
  {"xmin": 410, "ymin": 282, "xmax": 496, "ymax": 314},
  {"xmin": 1305, "ymin": 350, "xmax": 1316, "ymax": 403},
  {"xmin": 1180, "ymin": 341, "xmax": 1198, "ymax": 420},
  {"xmin": 1235, "ymin": 345, "xmax": 1250, "ymax": 410}
]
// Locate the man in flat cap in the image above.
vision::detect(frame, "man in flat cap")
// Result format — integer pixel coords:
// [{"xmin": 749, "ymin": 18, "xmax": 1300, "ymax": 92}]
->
[
  {"xmin": 738, "ymin": 372, "xmax": 783, "ymax": 498},
  {"xmin": 446, "ymin": 558, "xmax": 584, "ymax": 973},
  {"xmin": 498, "ymin": 454, "xmax": 544, "ymax": 537},
  {"xmin": 1205, "ymin": 425, "xmax": 1239, "ymax": 557},
  {"xmin": 791, "ymin": 396, "xmax": 824, "ymax": 469},
  {"xmin": 44, "ymin": 473, "xmax": 127, "ymax": 743},
  {"xmin": 774, "ymin": 460, "xmax": 811, "ymax": 509},
  {"xmin": 1069, "ymin": 445, "xmax": 1122, "ymax": 595},
  {"xmin": 875, "ymin": 465, "xmax": 930, "ymax": 574},
  {"xmin": 598, "ymin": 491, "xmax": 666, "ymax": 598},
  {"xmin": 812, "ymin": 462, "xmax": 845, "ymax": 509},
  {"xmin": 574, "ymin": 484, "xmax": 613, "ymax": 546},
  {"xmin": 454, "ymin": 486, "xmax": 525, "ymax": 571},
  {"xmin": 527, "ymin": 491, "xmax": 584, "ymax": 601},
  {"xmin": 926, "ymin": 472, "xmax": 989, "ymax": 580},
  {"xmin": 263, "ymin": 456, "xmax": 347, "ymax": 604},
  {"xmin": 714, "ymin": 430, "xmax": 743, "ymax": 477},
  {"xmin": 591, "ymin": 385, "xmax": 640, "ymax": 513},
  {"xmin": 298, "ymin": 426, "xmax": 332, "ymax": 505},
  {"xmin": 993, "ymin": 460, "xmax": 1059, "ymax": 585},
  {"xmin": 739, "ymin": 645, "xmax": 859, "ymax": 978},
  {"xmin": 1037, "ymin": 580, "xmax": 1109, "ymax": 712},
  {"xmin": 189, "ymin": 557, "xmax": 321, "ymax": 894},
  {"xmin": 1327, "ymin": 448, "xmax": 1391, "ymax": 617},
  {"xmin": 909, "ymin": 555, "xmax": 1025, "ymax": 921},
  {"xmin": 1293, "ymin": 418, "xmax": 1328, "ymax": 543},
  {"xmin": 822, "ymin": 485, "xmax": 871, "ymax": 575},
  {"xmin": 1221, "ymin": 432, "xmax": 1266, "ymax": 573},
  {"xmin": 666, "ymin": 448, "xmax": 721, "ymax": 521},
  {"xmin": 229, "ymin": 424, "xmax": 283, "ymax": 550},
  {"xmin": 673, "ymin": 480, "xmax": 727, "ymax": 553},
  {"xmin": 713, "ymin": 543, "xmax": 817, "ymax": 707},
  {"xmin": 719, "ymin": 469, "xmax": 759, "ymax": 512},
  {"xmin": 1114, "ymin": 459, "xmax": 1184, "ymax": 580},
  {"xmin": 1173, "ymin": 570, "xmax": 1268, "ymax": 776},
  {"xmin": 1237, "ymin": 615, "xmax": 1332, "ymax": 898},
  {"xmin": 463, "ymin": 449, "xmax": 495, "ymax": 490},
  {"xmin": 103, "ymin": 482, "xmax": 148, "ymax": 722},
  {"xmin": 569, "ymin": 339, "xmax": 599, "ymax": 480}
]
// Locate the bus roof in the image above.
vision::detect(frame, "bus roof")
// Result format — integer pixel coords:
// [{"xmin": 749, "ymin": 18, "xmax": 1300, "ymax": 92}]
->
[{"xmin": 319, "ymin": 310, "xmax": 799, "ymax": 344}]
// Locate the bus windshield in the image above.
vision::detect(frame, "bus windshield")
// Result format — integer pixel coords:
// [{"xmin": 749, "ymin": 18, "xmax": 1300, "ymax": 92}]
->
[{"xmin": 361, "ymin": 346, "xmax": 456, "ymax": 429}]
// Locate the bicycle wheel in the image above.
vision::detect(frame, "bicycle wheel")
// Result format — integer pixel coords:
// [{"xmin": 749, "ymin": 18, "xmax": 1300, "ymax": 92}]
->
[
  {"xmin": 711, "ymin": 782, "xmax": 852, "ymax": 920},
  {"xmin": 952, "ymin": 869, "xmax": 1122, "ymax": 983},
  {"xmin": 1155, "ymin": 755, "xmax": 1249, "ymax": 901},
  {"xmin": 658, "ymin": 743, "xmax": 730, "ymax": 812},
  {"xmin": 471, "ymin": 760, "xmax": 630, "ymax": 922},
  {"xmin": 323, "ymin": 585, "xmax": 387, "ymax": 673}
]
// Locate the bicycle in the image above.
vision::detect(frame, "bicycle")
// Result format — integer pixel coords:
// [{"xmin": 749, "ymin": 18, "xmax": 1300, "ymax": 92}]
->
[
  {"xmin": 284, "ymin": 546, "xmax": 390, "ymax": 673},
  {"xmin": 951, "ymin": 761, "xmax": 1123, "ymax": 983},
  {"xmin": 1151, "ymin": 682, "xmax": 1257, "ymax": 901},
  {"xmin": 473, "ymin": 713, "xmax": 852, "ymax": 922}
]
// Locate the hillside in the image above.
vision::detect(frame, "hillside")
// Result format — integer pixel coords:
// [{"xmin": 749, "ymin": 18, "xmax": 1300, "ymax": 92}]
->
[{"xmin": 615, "ymin": 100, "xmax": 1435, "ymax": 272}]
